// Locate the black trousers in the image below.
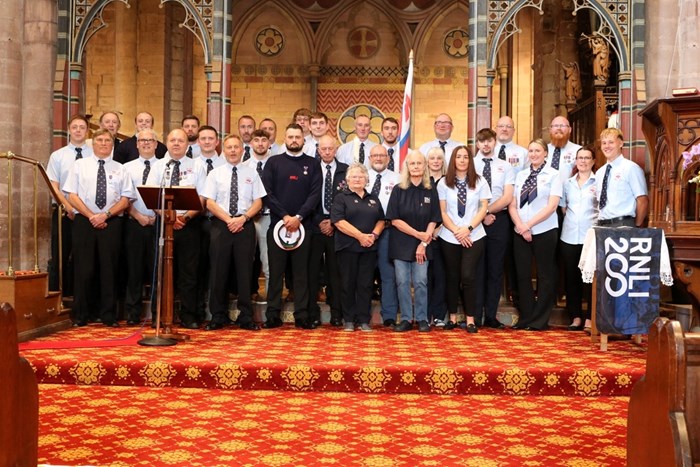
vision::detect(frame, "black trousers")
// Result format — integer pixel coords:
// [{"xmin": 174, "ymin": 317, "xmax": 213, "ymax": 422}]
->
[
  {"xmin": 560, "ymin": 240, "xmax": 591, "ymax": 321},
  {"xmin": 440, "ymin": 238, "xmax": 485, "ymax": 317},
  {"xmin": 173, "ymin": 218, "xmax": 200, "ymax": 325},
  {"xmin": 72, "ymin": 215, "xmax": 123, "ymax": 324},
  {"xmin": 308, "ymin": 230, "xmax": 342, "ymax": 322},
  {"xmin": 124, "ymin": 218, "xmax": 156, "ymax": 322},
  {"xmin": 337, "ymin": 249, "xmax": 377, "ymax": 325},
  {"xmin": 513, "ymin": 228, "xmax": 559, "ymax": 329},
  {"xmin": 209, "ymin": 218, "xmax": 256, "ymax": 325},
  {"xmin": 266, "ymin": 227, "xmax": 311, "ymax": 323},
  {"xmin": 196, "ymin": 217, "xmax": 213, "ymax": 322},
  {"xmin": 49, "ymin": 206, "xmax": 74, "ymax": 295},
  {"xmin": 475, "ymin": 211, "xmax": 509, "ymax": 323},
  {"xmin": 427, "ymin": 241, "xmax": 447, "ymax": 321}
]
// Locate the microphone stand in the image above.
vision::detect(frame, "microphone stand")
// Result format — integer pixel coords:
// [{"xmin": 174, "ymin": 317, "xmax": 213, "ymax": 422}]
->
[{"xmin": 138, "ymin": 163, "xmax": 176, "ymax": 346}]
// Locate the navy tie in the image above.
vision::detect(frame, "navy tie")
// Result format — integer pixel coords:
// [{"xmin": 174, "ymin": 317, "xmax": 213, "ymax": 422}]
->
[
  {"xmin": 229, "ymin": 167, "xmax": 239, "ymax": 216},
  {"xmin": 599, "ymin": 164, "xmax": 612, "ymax": 209},
  {"xmin": 551, "ymin": 147, "xmax": 561, "ymax": 170},
  {"xmin": 243, "ymin": 146, "xmax": 251, "ymax": 162},
  {"xmin": 498, "ymin": 145, "xmax": 506, "ymax": 161},
  {"xmin": 75, "ymin": 147, "xmax": 83, "ymax": 160},
  {"xmin": 95, "ymin": 160, "xmax": 107, "ymax": 209},
  {"xmin": 520, "ymin": 165, "xmax": 544, "ymax": 208},
  {"xmin": 315, "ymin": 143, "xmax": 320, "ymax": 160},
  {"xmin": 359, "ymin": 142, "xmax": 365, "ymax": 164},
  {"xmin": 142, "ymin": 160, "xmax": 150, "ymax": 185},
  {"xmin": 439, "ymin": 141, "xmax": 447, "ymax": 153},
  {"xmin": 483, "ymin": 158, "xmax": 492, "ymax": 189},
  {"xmin": 324, "ymin": 165, "xmax": 333, "ymax": 213},
  {"xmin": 371, "ymin": 173, "xmax": 382, "ymax": 197},
  {"xmin": 206, "ymin": 158, "xmax": 214, "ymax": 174},
  {"xmin": 387, "ymin": 148, "xmax": 395, "ymax": 171},
  {"xmin": 456, "ymin": 179, "xmax": 467, "ymax": 218},
  {"xmin": 171, "ymin": 160, "xmax": 181, "ymax": 186},
  {"xmin": 186, "ymin": 146, "xmax": 193, "ymax": 158},
  {"xmin": 256, "ymin": 161, "xmax": 263, "ymax": 178}
]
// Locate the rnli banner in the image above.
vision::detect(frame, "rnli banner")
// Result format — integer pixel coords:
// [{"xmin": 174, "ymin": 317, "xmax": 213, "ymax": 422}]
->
[{"xmin": 595, "ymin": 227, "xmax": 662, "ymax": 335}]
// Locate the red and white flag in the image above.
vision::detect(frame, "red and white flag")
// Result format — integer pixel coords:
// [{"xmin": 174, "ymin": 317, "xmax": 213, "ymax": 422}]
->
[{"xmin": 399, "ymin": 50, "xmax": 414, "ymax": 168}]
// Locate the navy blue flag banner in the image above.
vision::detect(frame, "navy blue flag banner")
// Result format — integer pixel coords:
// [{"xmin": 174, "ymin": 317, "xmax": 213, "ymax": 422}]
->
[{"xmin": 594, "ymin": 227, "xmax": 662, "ymax": 335}]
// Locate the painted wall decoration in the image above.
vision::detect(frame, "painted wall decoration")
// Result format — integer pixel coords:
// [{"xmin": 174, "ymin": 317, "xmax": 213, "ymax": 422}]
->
[
  {"xmin": 347, "ymin": 27, "xmax": 380, "ymax": 59},
  {"xmin": 255, "ymin": 27, "xmax": 284, "ymax": 57},
  {"xmin": 337, "ymin": 104, "xmax": 385, "ymax": 144},
  {"xmin": 444, "ymin": 29, "xmax": 468, "ymax": 58}
]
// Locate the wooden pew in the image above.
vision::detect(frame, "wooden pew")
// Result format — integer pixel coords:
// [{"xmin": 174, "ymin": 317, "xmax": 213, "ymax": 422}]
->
[
  {"xmin": 627, "ymin": 318, "xmax": 700, "ymax": 466},
  {"xmin": 0, "ymin": 302, "xmax": 39, "ymax": 466}
]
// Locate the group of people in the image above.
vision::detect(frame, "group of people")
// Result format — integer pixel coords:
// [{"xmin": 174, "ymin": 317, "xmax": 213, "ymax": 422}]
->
[{"xmin": 46, "ymin": 107, "xmax": 648, "ymax": 333}]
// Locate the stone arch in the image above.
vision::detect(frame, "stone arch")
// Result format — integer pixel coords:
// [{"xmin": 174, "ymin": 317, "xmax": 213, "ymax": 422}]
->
[
  {"xmin": 72, "ymin": 0, "xmax": 212, "ymax": 65},
  {"xmin": 313, "ymin": 0, "xmax": 412, "ymax": 64},
  {"xmin": 413, "ymin": 1, "xmax": 469, "ymax": 65},
  {"xmin": 486, "ymin": 0, "xmax": 629, "ymax": 72}
]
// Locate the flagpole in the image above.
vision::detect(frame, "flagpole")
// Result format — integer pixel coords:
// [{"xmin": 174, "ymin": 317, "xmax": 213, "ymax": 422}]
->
[{"xmin": 399, "ymin": 49, "xmax": 414, "ymax": 169}]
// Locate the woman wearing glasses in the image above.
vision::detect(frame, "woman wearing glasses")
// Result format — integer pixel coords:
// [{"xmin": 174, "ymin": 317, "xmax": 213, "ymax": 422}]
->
[
  {"xmin": 508, "ymin": 139, "xmax": 563, "ymax": 330},
  {"xmin": 560, "ymin": 146, "xmax": 597, "ymax": 331}
]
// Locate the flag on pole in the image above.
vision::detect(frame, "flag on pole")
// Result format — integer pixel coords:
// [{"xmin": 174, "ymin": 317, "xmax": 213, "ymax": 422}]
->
[{"xmin": 398, "ymin": 50, "xmax": 414, "ymax": 168}]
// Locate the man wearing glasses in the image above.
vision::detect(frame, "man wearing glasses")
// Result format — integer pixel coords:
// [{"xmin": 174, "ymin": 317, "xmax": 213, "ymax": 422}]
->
[
  {"xmin": 114, "ymin": 111, "xmax": 167, "ymax": 163},
  {"xmin": 494, "ymin": 116, "xmax": 528, "ymax": 174},
  {"xmin": 547, "ymin": 116, "xmax": 581, "ymax": 181},
  {"xmin": 419, "ymin": 113, "xmax": 465, "ymax": 165}
]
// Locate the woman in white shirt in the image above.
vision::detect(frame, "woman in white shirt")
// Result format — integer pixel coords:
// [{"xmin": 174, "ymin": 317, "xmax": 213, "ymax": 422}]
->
[
  {"xmin": 508, "ymin": 138, "xmax": 563, "ymax": 330},
  {"xmin": 438, "ymin": 145, "xmax": 491, "ymax": 333},
  {"xmin": 560, "ymin": 146, "xmax": 597, "ymax": 331}
]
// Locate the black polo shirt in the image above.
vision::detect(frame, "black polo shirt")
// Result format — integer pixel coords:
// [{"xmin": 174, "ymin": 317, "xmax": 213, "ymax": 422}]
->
[
  {"xmin": 386, "ymin": 182, "xmax": 441, "ymax": 262},
  {"xmin": 331, "ymin": 189, "xmax": 384, "ymax": 253}
]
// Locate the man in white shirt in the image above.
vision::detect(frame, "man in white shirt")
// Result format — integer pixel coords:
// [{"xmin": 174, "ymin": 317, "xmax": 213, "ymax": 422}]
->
[
  {"xmin": 494, "ymin": 116, "xmax": 527, "ymax": 173},
  {"xmin": 259, "ymin": 118, "xmax": 283, "ymax": 156},
  {"xmin": 239, "ymin": 115, "xmax": 256, "ymax": 161},
  {"xmin": 418, "ymin": 113, "xmax": 466, "ymax": 164},
  {"xmin": 302, "ymin": 112, "xmax": 330, "ymax": 159},
  {"xmin": 146, "ymin": 129, "xmax": 208, "ymax": 329},
  {"xmin": 337, "ymin": 114, "xmax": 377, "ymax": 165},
  {"xmin": 547, "ymin": 115, "xmax": 581, "ymax": 181},
  {"xmin": 367, "ymin": 145, "xmax": 400, "ymax": 326},
  {"xmin": 293, "ymin": 108, "xmax": 315, "ymax": 145},
  {"xmin": 473, "ymin": 128, "xmax": 515, "ymax": 328},
  {"xmin": 64, "ymin": 129, "xmax": 135, "ymax": 327},
  {"xmin": 380, "ymin": 117, "xmax": 400, "ymax": 172},
  {"xmin": 595, "ymin": 128, "xmax": 648, "ymax": 227},
  {"xmin": 182, "ymin": 115, "xmax": 202, "ymax": 158},
  {"xmin": 202, "ymin": 134, "xmax": 266, "ymax": 331},
  {"xmin": 46, "ymin": 114, "xmax": 92, "ymax": 295}
]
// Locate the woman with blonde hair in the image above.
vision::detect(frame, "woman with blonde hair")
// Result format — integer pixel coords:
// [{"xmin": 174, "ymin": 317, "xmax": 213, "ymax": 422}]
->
[{"xmin": 386, "ymin": 150, "xmax": 441, "ymax": 332}]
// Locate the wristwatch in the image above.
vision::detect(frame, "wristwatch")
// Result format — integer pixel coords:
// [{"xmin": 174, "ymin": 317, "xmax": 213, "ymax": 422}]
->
[
  {"xmin": 421, "ymin": 241, "xmax": 429, "ymax": 247},
  {"xmin": 295, "ymin": 214, "xmax": 303, "ymax": 222},
  {"xmin": 467, "ymin": 225, "xmax": 474, "ymax": 231},
  {"xmin": 105, "ymin": 210, "xmax": 112, "ymax": 219}
]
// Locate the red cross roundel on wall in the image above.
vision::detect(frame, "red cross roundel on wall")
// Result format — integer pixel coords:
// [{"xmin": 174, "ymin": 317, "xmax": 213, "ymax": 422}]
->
[{"xmin": 347, "ymin": 27, "xmax": 380, "ymax": 59}]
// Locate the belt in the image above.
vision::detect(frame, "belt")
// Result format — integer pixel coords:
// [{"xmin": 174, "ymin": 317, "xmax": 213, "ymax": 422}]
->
[
  {"xmin": 322, "ymin": 214, "xmax": 330, "ymax": 220},
  {"xmin": 598, "ymin": 216, "xmax": 634, "ymax": 226}
]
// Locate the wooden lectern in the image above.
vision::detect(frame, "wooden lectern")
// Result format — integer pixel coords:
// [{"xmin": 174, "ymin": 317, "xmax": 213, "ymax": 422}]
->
[{"xmin": 138, "ymin": 185, "xmax": 201, "ymax": 342}]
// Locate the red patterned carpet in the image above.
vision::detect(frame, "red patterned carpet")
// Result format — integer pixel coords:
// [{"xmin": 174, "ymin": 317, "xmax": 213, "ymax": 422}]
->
[
  {"xmin": 38, "ymin": 384, "xmax": 628, "ymax": 466},
  {"xmin": 23, "ymin": 324, "xmax": 646, "ymax": 396},
  {"xmin": 22, "ymin": 325, "xmax": 646, "ymax": 396}
]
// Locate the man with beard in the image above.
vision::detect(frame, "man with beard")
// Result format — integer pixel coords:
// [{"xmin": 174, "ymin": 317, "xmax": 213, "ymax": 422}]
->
[
  {"xmin": 337, "ymin": 114, "xmax": 377, "ymax": 166},
  {"xmin": 547, "ymin": 116, "xmax": 581, "ymax": 181},
  {"xmin": 493, "ymin": 116, "xmax": 527, "ymax": 174},
  {"xmin": 261, "ymin": 123, "xmax": 322, "ymax": 329},
  {"xmin": 380, "ymin": 117, "xmax": 399, "ymax": 172},
  {"xmin": 146, "ymin": 129, "xmax": 207, "ymax": 329},
  {"xmin": 302, "ymin": 112, "xmax": 330, "ymax": 160},
  {"xmin": 473, "ymin": 128, "xmax": 514, "ymax": 328},
  {"xmin": 202, "ymin": 134, "xmax": 265, "ymax": 331},
  {"xmin": 418, "ymin": 113, "xmax": 465, "ymax": 165},
  {"xmin": 308, "ymin": 135, "xmax": 347, "ymax": 327},
  {"xmin": 259, "ymin": 118, "xmax": 283, "ymax": 155},
  {"xmin": 243, "ymin": 129, "xmax": 274, "ymax": 302},
  {"xmin": 114, "ymin": 111, "xmax": 168, "ymax": 163},
  {"xmin": 367, "ymin": 145, "xmax": 400, "ymax": 326},
  {"xmin": 182, "ymin": 115, "xmax": 201, "ymax": 158},
  {"xmin": 239, "ymin": 115, "xmax": 256, "ymax": 161}
]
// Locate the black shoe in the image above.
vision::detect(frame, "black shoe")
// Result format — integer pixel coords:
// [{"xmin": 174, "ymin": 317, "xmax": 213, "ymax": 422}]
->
[
  {"xmin": 466, "ymin": 323, "xmax": 478, "ymax": 334},
  {"xmin": 181, "ymin": 322, "xmax": 200, "ymax": 330},
  {"xmin": 104, "ymin": 321, "xmax": 120, "ymax": 328},
  {"xmin": 394, "ymin": 320, "xmax": 412, "ymax": 332},
  {"xmin": 330, "ymin": 318, "xmax": 343, "ymax": 327},
  {"xmin": 443, "ymin": 321, "xmax": 457, "ymax": 330},
  {"xmin": 126, "ymin": 319, "xmax": 139, "ymax": 326},
  {"xmin": 311, "ymin": 319, "xmax": 322, "ymax": 328},
  {"xmin": 72, "ymin": 320, "xmax": 87, "ymax": 327},
  {"xmin": 263, "ymin": 317, "xmax": 283, "ymax": 329},
  {"xmin": 568, "ymin": 322, "xmax": 584, "ymax": 331},
  {"xmin": 484, "ymin": 318, "xmax": 505, "ymax": 329},
  {"xmin": 418, "ymin": 320, "xmax": 431, "ymax": 332},
  {"xmin": 205, "ymin": 321, "xmax": 226, "ymax": 331},
  {"xmin": 295, "ymin": 320, "xmax": 318, "ymax": 330},
  {"xmin": 383, "ymin": 319, "xmax": 396, "ymax": 327},
  {"xmin": 238, "ymin": 322, "xmax": 261, "ymax": 331}
]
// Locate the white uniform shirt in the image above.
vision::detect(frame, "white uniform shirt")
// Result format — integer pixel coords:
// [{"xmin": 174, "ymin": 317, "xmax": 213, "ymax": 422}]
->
[
  {"xmin": 320, "ymin": 159, "xmax": 339, "ymax": 216},
  {"xmin": 336, "ymin": 137, "xmax": 377, "ymax": 166},
  {"xmin": 560, "ymin": 174, "xmax": 598, "ymax": 244},
  {"xmin": 302, "ymin": 138, "xmax": 322, "ymax": 159},
  {"xmin": 595, "ymin": 155, "xmax": 647, "ymax": 221},
  {"xmin": 243, "ymin": 155, "xmax": 272, "ymax": 214},
  {"xmin": 419, "ymin": 138, "xmax": 466, "ymax": 165},
  {"xmin": 547, "ymin": 140, "xmax": 582, "ymax": 183},
  {"xmin": 513, "ymin": 165, "xmax": 563, "ymax": 234},
  {"xmin": 269, "ymin": 142, "xmax": 284, "ymax": 156},
  {"xmin": 437, "ymin": 177, "xmax": 492, "ymax": 244},
  {"xmin": 47, "ymin": 144, "xmax": 93, "ymax": 198},
  {"xmin": 202, "ymin": 161, "xmax": 266, "ymax": 217},
  {"xmin": 145, "ymin": 155, "xmax": 207, "ymax": 215},
  {"xmin": 195, "ymin": 153, "xmax": 226, "ymax": 175},
  {"xmin": 63, "ymin": 156, "xmax": 135, "ymax": 214},
  {"xmin": 473, "ymin": 154, "xmax": 515, "ymax": 212},
  {"xmin": 495, "ymin": 141, "xmax": 528, "ymax": 174},
  {"xmin": 382, "ymin": 143, "xmax": 400, "ymax": 172},
  {"xmin": 366, "ymin": 167, "xmax": 399, "ymax": 213},
  {"xmin": 123, "ymin": 156, "xmax": 157, "ymax": 216}
]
